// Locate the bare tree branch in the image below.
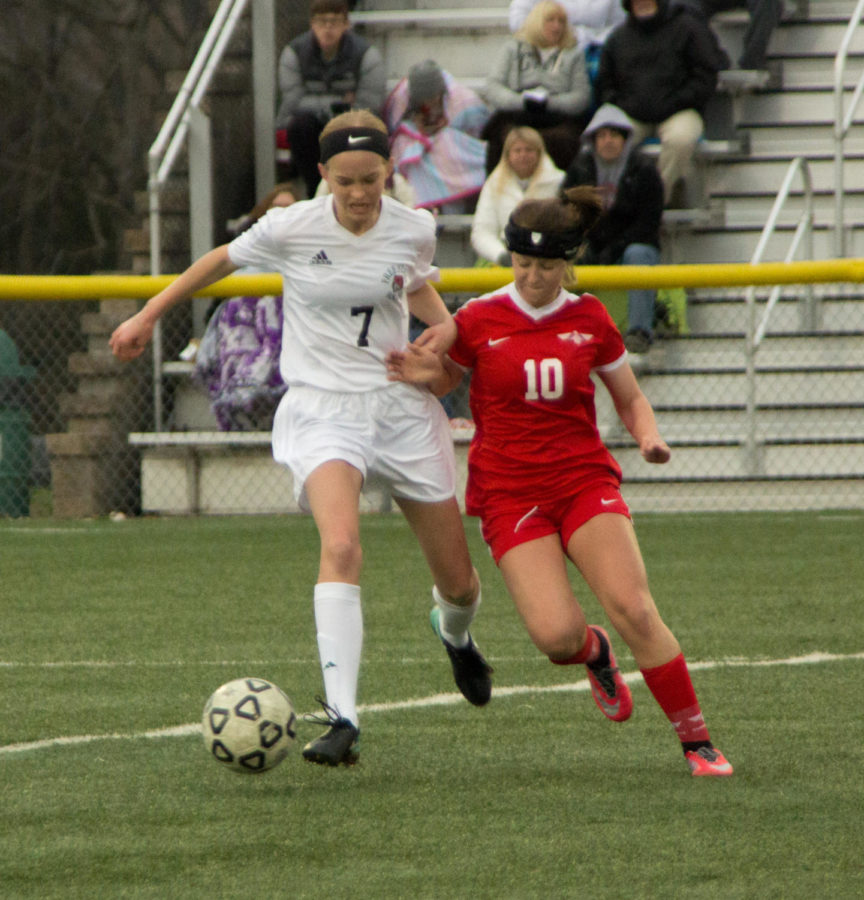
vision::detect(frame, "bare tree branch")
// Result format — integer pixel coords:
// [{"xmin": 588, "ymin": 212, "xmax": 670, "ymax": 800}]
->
[{"xmin": 0, "ymin": 0, "xmax": 211, "ymax": 274}]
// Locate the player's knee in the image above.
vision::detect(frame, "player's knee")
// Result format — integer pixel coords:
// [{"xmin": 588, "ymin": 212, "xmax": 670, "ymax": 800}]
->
[
  {"xmin": 437, "ymin": 567, "xmax": 479, "ymax": 607},
  {"xmin": 541, "ymin": 636, "xmax": 582, "ymax": 660},
  {"xmin": 607, "ymin": 590, "xmax": 660, "ymax": 641},
  {"xmin": 528, "ymin": 620, "xmax": 583, "ymax": 660},
  {"xmin": 321, "ymin": 534, "xmax": 362, "ymax": 579}
]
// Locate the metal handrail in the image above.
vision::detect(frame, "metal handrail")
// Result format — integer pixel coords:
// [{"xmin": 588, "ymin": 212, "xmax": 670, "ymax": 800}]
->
[
  {"xmin": 744, "ymin": 156, "xmax": 815, "ymax": 464},
  {"xmin": 146, "ymin": 0, "xmax": 250, "ymax": 431},
  {"xmin": 833, "ymin": 0, "xmax": 864, "ymax": 257},
  {"xmin": 148, "ymin": 0, "xmax": 251, "ymax": 274}
]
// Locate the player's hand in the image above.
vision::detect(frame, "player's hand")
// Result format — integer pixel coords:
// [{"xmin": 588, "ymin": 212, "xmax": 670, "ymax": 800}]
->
[
  {"xmin": 109, "ymin": 312, "xmax": 154, "ymax": 361},
  {"xmin": 385, "ymin": 344, "xmax": 444, "ymax": 385},
  {"xmin": 413, "ymin": 318, "xmax": 456, "ymax": 354},
  {"xmin": 640, "ymin": 436, "xmax": 671, "ymax": 464}
]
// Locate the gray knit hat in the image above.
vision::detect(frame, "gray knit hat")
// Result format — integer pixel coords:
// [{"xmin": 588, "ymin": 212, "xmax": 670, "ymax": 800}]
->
[{"xmin": 407, "ymin": 59, "xmax": 446, "ymax": 112}]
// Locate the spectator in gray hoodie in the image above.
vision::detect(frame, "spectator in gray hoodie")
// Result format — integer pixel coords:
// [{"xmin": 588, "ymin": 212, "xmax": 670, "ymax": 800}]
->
[{"xmin": 562, "ymin": 103, "xmax": 664, "ymax": 352}]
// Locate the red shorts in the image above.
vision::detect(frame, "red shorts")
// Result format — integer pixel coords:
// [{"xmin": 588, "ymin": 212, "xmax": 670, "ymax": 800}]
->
[{"xmin": 479, "ymin": 479, "xmax": 631, "ymax": 564}]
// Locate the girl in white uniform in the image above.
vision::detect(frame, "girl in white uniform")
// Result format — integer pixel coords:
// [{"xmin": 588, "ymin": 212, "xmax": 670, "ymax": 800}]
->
[{"xmin": 110, "ymin": 110, "xmax": 492, "ymax": 767}]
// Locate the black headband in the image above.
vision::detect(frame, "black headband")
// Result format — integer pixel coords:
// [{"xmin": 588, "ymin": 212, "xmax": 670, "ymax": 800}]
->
[
  {"xmin": 504, "ymin": 219, "xmax": 585, "ymax": 261},
  {"xmin": 319, "ymin": 127, "xmax": 391, "ymax": 164}
]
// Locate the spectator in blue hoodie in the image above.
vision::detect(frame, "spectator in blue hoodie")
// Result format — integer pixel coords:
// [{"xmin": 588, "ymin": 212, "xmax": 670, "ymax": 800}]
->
[
  {"xmin": 596, "ymin": 0, "xmax": 721, "ymax": 205},
  {"xmin": 562, "ymin": 103, "xmax": 664, "ymax": 353}
]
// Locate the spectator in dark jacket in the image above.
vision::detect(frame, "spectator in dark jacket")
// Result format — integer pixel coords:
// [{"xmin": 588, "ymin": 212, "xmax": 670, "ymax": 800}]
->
[
  {"xmin": 562, "ymin": 103, "xmax": 664, "ymax": 353},
  {"xmin": 596, "ymin": 0, "xmax": 721, "ymax": 205},
  {"xmin": 276, "ymin": 0, "xmax": 386, "ymax": 198}
]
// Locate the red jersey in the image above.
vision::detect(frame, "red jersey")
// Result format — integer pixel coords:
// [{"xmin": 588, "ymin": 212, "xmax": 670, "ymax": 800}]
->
[{"xmin": 450, "ymin": 284, "xmax": 627, "ymax": 516}]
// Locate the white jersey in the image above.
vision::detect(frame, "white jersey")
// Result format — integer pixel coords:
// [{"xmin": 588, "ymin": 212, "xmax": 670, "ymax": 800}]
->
[{"xmin": 227, "ymin": 194, "xmax": 439, "ymax": 392}]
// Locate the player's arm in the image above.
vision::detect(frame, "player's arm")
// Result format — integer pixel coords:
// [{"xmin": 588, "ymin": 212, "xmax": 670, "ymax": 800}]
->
[
  {"xmin": 386, "ymin": 345, "xmax": 464, "ymax": 397},
  {"xmin": 598, "ymin": 362, "xmax": 671, "ymax": 464},
  {"xmin": 109, "ymin": 245, "xmax": 238, "ymax": 361},
  {"xmin": 405, "ymin": 282, "xmax": 457, "ymax": 354}
]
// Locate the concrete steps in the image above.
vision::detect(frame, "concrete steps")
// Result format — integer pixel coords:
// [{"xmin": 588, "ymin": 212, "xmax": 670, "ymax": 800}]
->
[
  {"xmin": 719, "ymin": 191, "xmax": 864, "ymax": 226},
  {"xmin": 663, "ymin": 225, "xmax": 860, "ymax": 264},
  {"xmin": 589, "ymin": 314, "xmax": 864, "ymax": 508},
  {"xmin": 738, "ymin": 88, "xmax": 864, "ymax": 124},
  {"xmin": 780, "ymin": 54, "xmax": 864, "ymax": 89},
  {"xmin": 685, "ymin": 293, "xmax": 864, "ymax": 333},
  {"xmin": 359, "ymin": 0, "xmax": 864, "ymax": 512},
  {"xmin": 614, "ymin": 368, "xmax": 863, "ymax": 408},
  {"xmin": 707, "ymin": 153, "xmax": 864, "ymax": 193}
]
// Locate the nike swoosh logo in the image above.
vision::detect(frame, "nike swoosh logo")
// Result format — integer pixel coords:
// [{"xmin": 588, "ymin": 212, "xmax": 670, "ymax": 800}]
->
[
  {"xmin": 347, "ymin": 135, "xmax": 370, "ymax": 145},
  {"xmin": 596, "ymin": 695, "xmax": 621, "ymax": 716},
  {"xmin": 601, "ymin": 498, "xmax": 617, "ymax": 506},
  {"xmin": 488, "ymin": 336, "xmax": 510, "ymax": 346}
]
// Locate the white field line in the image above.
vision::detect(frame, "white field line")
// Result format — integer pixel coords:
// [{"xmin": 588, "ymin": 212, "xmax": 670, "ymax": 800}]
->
[
  {"xmin": 0, "ymin": 659, "xmax": 318, "ymax": 669},
  {"xmin": 2, "ymin": 650, "xmax": 862, "ymax": 756},
  {"xmin": 0, "ymin": 656, "xmax": 549, "ymax": 669}
]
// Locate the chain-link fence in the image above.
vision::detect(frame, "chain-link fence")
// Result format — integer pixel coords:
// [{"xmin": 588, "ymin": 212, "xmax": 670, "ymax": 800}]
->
[{"xmin": 1, "ymin": 279, "xmax": 862, "ymax": 518}]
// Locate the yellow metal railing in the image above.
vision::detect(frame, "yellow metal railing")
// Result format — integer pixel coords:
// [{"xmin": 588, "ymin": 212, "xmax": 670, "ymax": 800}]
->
[{"xmin": 2, "ymin": 259, "xmax": 864, "ymax": 301}]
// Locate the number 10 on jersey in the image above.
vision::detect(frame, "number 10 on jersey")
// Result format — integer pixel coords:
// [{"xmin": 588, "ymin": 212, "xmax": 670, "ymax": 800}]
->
[{"xmin": 524, "ymin": 358, "xmax": 563, "ymax": 401}]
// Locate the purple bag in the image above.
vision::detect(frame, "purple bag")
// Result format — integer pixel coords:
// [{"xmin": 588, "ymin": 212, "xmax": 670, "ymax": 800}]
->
[{"xmin": 194, "ymin": 295, "xmax": 287, "ymax": 431}]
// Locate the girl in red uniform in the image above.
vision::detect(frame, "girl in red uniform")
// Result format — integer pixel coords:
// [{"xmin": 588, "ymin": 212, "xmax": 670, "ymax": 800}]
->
[{"xmin": 387, "ymin": 186, "xmax": 732, "ymax": 776}]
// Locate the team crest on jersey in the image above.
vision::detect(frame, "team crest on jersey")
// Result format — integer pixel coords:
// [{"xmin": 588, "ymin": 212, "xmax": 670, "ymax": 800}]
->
[
  {"xmin": 381, "ymin": 264, "xmax": 408, "ymax": 301},
  {"xmin": 557, "ymin": 330, "xmax": 594, "ymax": 345}
]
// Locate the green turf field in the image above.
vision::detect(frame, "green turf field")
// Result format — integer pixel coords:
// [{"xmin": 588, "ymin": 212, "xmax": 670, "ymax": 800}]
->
[{"xmin": 1, "ymin": 511, "xmax": 862, "ymax": 899}]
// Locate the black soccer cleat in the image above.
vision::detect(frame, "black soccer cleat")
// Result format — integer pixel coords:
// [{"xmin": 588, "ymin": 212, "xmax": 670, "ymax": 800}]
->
[
  {"xmin": 302, "ymin": 697, "xmax": 360, "ymax": 767},
  {"xmin": 430, "ymin": 607, "xmax": 493, "ymax": 706}
]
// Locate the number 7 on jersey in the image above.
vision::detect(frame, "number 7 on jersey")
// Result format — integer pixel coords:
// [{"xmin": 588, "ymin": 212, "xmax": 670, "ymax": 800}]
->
[{"xmin": 351, "ymin": 305, "xmax": 374, "ymax": 347}]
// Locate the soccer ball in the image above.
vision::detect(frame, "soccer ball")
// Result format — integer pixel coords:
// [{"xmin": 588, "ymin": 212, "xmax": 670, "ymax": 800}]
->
[{"xmin": 201, "ymin": 677, "xmax": 296, "ymax": 773}]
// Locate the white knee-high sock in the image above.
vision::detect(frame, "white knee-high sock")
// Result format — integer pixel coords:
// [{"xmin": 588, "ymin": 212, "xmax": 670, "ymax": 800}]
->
[
  {"xmin": 433, "ymin": 584, "xmax": 481, "ymax": 649},
  {"xmin": 314, "ymin": 582, "xmax": 363, "ymax": 727}
]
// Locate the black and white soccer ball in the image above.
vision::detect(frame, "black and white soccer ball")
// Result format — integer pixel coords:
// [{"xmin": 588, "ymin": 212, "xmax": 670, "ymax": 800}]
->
[{"xmin": 201, "ymin": 677, "xmax": 296, "ymax": 773}]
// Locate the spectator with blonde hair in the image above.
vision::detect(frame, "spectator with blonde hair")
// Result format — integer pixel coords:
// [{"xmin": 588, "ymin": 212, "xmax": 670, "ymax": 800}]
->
[
  {"xmin": 481, "ymin": 0, "xmax": 593, "ymax": 172},
  {"xmin": 471, "ymin": 126, "xmax": 564, "ymax": 266},
  {"xmin": 509, "ymin": 0, "xmax": 627, "ymax": 50}
]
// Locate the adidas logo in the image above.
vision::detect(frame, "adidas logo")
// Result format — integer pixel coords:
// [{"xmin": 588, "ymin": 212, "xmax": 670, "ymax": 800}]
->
[{"xmin": 310, "ymin": 249, "xmax": 332, "ymax": 266}]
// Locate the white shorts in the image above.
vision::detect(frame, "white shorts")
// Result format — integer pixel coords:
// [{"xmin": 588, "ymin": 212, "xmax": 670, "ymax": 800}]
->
[{"xmin": 271, "ymin": 383, "xmax": 456, "ymax": 511}]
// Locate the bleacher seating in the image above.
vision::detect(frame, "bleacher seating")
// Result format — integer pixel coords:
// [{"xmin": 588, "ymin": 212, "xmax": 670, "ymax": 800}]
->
[{"xmin": 133, "ymin": 0, "xmax": 864, "ymax": 515}]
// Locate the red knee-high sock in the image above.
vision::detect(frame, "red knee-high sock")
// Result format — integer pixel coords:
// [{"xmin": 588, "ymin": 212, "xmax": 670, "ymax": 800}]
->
[
  {"xmin": 549, "ymin": 626, "xmax": 601, "ymax": 666},
  {"xmin": 640, "ymin": 653, "xmax": 711, "ymax": 746}
]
